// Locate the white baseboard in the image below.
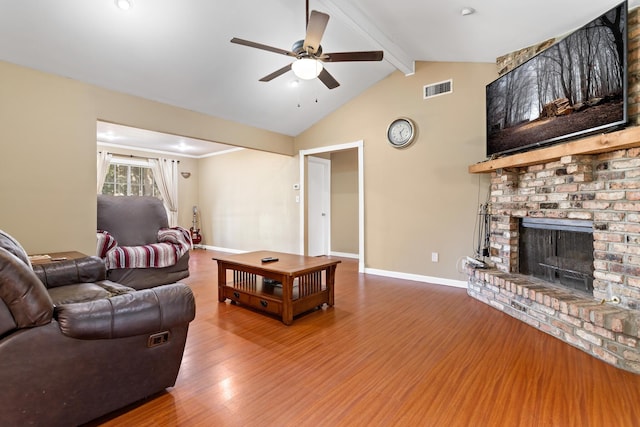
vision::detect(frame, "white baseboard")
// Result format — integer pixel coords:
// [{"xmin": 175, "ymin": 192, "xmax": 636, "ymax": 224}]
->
[
  {"xmin": 330, "ymin": 251, "xmax": 359, "ymax": 259},
  {"xmin": 196, "ymin": 246, "xmax": 466, "ymax": 289},
  {"xmin": 197, "ymin": 245, "xmax": 246, "ymax": 254},
  {"xmin": 364, "ymin": 268, "xmax": 468, "ymax": 289}
]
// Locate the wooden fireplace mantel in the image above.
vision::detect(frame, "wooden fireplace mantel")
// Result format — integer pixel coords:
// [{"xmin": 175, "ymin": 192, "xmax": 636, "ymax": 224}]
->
[{"xmin": 469, "ymin": 126, "xmax": 640, "ymax": 174}]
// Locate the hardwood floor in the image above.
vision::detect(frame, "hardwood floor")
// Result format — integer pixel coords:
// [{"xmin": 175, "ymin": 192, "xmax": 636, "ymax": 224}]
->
[{"xmin": 93, "ymin": 249, "xmax": 640, "ymax": 426}]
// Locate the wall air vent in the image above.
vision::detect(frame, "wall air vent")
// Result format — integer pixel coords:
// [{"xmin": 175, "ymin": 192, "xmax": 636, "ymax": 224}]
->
[{"xmin": 423, "ymin": 79, "xmax": 453, "ymax": 100}]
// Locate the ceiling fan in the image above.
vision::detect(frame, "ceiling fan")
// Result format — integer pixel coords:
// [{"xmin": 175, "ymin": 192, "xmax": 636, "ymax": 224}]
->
[{"xmin": 230, "ymin": 0, "xmax": 383, "ymax": 89}]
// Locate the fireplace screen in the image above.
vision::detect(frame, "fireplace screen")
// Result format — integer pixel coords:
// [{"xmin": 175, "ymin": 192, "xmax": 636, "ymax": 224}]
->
[{"xmin": 519, "ymin": 218, "xmax": 594, "ymax": 294}]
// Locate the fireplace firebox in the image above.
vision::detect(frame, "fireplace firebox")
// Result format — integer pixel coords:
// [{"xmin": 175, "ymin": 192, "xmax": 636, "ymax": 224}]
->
[{"xmin": 519, "ymin": 218, "xmax": 594, "ymax": 295}]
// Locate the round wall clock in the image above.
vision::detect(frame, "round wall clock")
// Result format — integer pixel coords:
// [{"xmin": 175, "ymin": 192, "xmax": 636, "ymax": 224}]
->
[{"xmin": 386, "ymin": 117, "xmax": 416, "ymax": 148}]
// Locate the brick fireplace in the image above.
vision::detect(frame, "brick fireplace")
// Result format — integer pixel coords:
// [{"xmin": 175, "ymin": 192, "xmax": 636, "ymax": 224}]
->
[
  {"xmin": 486, "ymin": 151, "xmax": 640, "ymax": 308},
  {"xmin": 466, "ymin": 7, "xmax": 640, "ymax": 373},
  {"xmin": 468, "ymin": 148, "xmax": 640, "ymax": 373}
]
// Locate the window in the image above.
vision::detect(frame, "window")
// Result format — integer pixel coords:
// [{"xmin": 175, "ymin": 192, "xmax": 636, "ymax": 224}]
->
[{"xmin": 101, "ymin": 159, "xmax": 161, "ymax": 198}]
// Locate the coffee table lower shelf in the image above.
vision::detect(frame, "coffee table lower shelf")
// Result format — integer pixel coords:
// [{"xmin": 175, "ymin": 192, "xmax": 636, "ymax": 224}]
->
[{"xmin": 220, "ymin": 282, "xmax": 331, "ymax": 319}]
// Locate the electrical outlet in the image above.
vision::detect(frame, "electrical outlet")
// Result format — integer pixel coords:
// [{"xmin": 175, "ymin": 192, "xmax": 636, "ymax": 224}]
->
[{"xmin": 431, "ymin": 252, "xmax": 439, "ymax": 262}]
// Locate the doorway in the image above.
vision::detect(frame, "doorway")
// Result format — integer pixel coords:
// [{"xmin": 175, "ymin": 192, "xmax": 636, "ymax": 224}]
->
[
  {"xmin": 299, "ymin": 141, "xmax": 364, "ymax": 272},
  {"xmin": 307, "ymin": 156, "xmax": 331, "ymax": 256}
]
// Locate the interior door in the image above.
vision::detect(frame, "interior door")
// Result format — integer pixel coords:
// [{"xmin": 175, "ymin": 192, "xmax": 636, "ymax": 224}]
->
[{"xmin": 307, "ymin": 156, "xmax": 331, "ymax": 256}]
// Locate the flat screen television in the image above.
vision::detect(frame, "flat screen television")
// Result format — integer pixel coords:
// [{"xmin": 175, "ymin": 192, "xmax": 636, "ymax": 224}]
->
[{"xmin": 486, "ymin": 1, "xmax": 628, "ymax": 158}]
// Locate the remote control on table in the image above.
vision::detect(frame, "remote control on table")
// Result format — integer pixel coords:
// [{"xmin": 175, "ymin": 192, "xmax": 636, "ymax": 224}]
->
[{"xmin": 261, "ymin": 257, "xmax": 279, "ymax": 263}]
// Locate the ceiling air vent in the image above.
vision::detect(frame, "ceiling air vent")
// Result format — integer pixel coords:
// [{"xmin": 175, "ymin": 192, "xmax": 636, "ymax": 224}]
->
[{"xmin": 424, "ymin": 79, "xmax": 453, "ymax": 100}]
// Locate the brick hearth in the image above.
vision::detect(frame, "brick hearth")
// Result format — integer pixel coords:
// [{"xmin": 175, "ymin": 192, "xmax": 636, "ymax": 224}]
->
[{"xmin": 468, "ymin": 267, "xmax": 640, "ymax": 372}]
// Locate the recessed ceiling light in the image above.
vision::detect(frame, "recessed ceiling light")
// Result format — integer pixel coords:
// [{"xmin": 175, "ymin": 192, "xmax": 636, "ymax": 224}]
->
[
  {"xmin": 115, "ymin": 0, "xmax": 133, "ymax": 11},
  {"xmin": 461, "ymin": 7, "xmax": 475, "ymax": 16}
]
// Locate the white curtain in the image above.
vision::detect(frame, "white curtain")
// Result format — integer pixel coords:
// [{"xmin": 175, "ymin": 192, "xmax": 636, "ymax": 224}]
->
[
  {"xmin": 96, "ymin": 151, "xmax": 112, "ymax": 194},
  {"xmin": 150, "ymin": 158, "xmax": 179, "ymax": 226}
]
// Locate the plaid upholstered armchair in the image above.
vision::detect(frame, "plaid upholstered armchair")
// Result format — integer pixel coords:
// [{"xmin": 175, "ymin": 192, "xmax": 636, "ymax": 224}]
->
[{"xmin": 97, "ymin": 195, "xmax": 192, "ymax": 289}]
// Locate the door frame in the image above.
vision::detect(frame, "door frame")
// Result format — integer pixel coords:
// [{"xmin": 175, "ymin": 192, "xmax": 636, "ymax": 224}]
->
[{"xmin": 299, "ymin": 140, "xmax": 364, "ymax": 273}]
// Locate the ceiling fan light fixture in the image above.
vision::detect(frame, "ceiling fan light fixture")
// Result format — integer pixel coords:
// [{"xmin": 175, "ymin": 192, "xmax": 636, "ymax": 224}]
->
[{"xmin": 292, "ymin": 58, "xmax": 323, "ymax": 80}]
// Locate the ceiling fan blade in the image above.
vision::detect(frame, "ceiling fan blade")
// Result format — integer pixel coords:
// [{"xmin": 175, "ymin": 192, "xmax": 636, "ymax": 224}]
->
[
  {"xmin": 303, "ymin": 11, "xmax": 329, "ymax": 54},
  {"xmin": 318, "ymin": 68, "xmax": 340, "ymax": 89},
  {"xmin": 231, "ymin": 38, "xmax": 297, "ymax": 58},
  {"xmin": 321, "ymin": 51, "xmax": 384, "ymax": 62},
  {"xmin": 259, "ymin": 63, "xmax": 293, "ymax": 82}
]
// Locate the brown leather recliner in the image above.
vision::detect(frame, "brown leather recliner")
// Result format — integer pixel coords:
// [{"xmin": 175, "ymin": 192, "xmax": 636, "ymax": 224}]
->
[{"xmin": 0, "ymin": 231, "xmax": 196, "ymax": 427}]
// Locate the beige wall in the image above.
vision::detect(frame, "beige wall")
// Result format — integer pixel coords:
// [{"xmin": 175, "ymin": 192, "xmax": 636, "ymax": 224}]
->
[
  {"xmin": 96, "ymin": 144, "xmax": 199, "ymax": 231},
  {"xmin": 91, "ymin": 90, "xmax": 294, "ymax": 156},
  {"xmin": 197, "ymin": 149, "xmax": 299, "ymax": 253},
  {"xmin": 0, "ymin": 63, "xmax": 96, "ymax": 255},
  {"xmin": 330, "ymin": 149, "xmax": 359, "ymax": 255},
  {"xmin": 1, "ymin": 58, "xmax": 496, "ymax": 282},
  {"xmin": 0, "ymin": 60, "xmax": 293, "ymax": 255},
  {"xmin": 296, "ymin": 61, "xmax": 495, "ymax": 280}
]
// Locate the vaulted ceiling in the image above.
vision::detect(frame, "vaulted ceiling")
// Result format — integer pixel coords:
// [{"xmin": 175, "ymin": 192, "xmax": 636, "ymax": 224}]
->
[{"xmin": 0, "ymin": 0, "xmax": 632, "ymax": 152}]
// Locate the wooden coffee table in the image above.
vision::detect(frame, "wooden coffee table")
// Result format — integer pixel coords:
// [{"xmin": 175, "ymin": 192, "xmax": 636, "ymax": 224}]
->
[{"xmin": 213, "ymin": 251, "xmax": 341, "ymax": 325}]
